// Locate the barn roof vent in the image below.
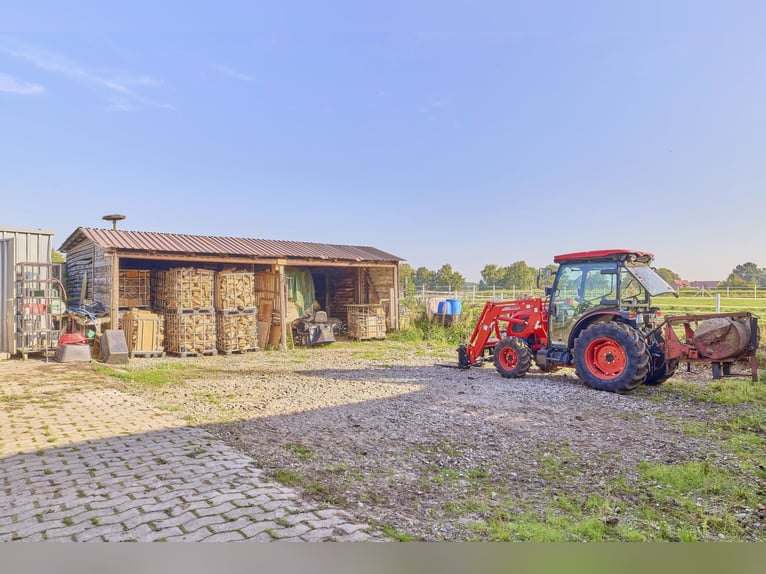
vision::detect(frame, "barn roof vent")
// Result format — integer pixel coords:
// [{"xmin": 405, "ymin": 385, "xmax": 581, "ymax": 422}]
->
[{"xmin": 102, "ymin": 214, "xmax": 126, "ymax": 230}]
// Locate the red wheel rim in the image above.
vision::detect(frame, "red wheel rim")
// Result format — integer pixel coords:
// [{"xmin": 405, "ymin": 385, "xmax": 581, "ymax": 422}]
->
[
  {"xmin": 497, "ymin": 346, "xmax": 519, "ymax": 370},
  {"xmin": 584, "ymin": 337, "xmax": 626, "ymax": 380}
]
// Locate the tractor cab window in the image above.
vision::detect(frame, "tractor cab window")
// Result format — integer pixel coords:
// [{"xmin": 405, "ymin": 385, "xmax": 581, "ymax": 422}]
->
[
  {"xmin": 549, "ymin": 262, "xmax": 618, "ymax": 347},
  {"xmin": 620, "ymin": 268, "xmax": 645, "ymax": 303}
]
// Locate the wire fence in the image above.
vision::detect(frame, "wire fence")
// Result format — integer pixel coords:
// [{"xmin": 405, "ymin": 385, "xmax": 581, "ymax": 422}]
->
[{"xmin": 402, "ymin": 286, "xmax": 766, "ymax": 316}]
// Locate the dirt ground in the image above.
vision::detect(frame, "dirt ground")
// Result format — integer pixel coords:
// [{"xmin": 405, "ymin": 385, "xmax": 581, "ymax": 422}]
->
[{"xmin": 3, "ymin": 342, "xmax": 764, "ymax": 540}]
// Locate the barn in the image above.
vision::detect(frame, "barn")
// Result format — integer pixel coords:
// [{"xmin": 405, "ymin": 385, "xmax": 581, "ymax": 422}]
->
[{"xmin": 58, "ymin": 227, "xmax": 402, "ymax": 355}]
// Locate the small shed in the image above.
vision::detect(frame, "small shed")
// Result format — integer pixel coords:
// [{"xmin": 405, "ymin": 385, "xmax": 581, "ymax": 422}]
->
[
  {"xmin": 1, "ymin": 227, "xmax": 57, "ymax": 359},
  {"xmin": 58, "ymin": 227, "xmax": 403, "ymax": 352}
]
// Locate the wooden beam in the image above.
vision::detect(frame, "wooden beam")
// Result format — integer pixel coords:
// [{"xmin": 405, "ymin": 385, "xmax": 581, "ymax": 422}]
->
[
  {"xmin": 112, "ymin": 252, "xmax": 279, "ymax": 266},
  {"xmin": 110, "ymin": 252, "xmax": 119, "ymax": 331},
  {"xmin": 278, "ymin": 265, "xmax": 288, "ymax": 351},
  {"xmin": 392, "ymin": 264, "xmax": 399, "ymax": 330},
  {"xmin": 111, "ymin": 251, "xmax": 396, "ymax": 269}
]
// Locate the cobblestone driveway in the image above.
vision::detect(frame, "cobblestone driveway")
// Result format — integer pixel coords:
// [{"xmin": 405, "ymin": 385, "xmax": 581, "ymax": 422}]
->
[{"xmin": 0, "ymin": 362, "xmax": 380, "ymax": 542}]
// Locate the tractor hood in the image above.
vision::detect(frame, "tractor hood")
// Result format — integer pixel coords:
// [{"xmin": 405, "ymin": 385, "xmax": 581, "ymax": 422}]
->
[{"xmin": 626, "ymin": 264, "xmax": 678, "ymax": 297}]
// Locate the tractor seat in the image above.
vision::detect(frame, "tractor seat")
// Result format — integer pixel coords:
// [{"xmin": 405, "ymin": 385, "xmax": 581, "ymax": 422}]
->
[{"xmin": 313, "ymin": 311, "xmax": 328, "ymax": 323}]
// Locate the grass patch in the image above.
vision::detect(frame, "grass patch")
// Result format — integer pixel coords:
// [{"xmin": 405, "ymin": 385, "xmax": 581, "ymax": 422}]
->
[
  {"xmin": 380, "ymin": 523, "xmax": 415, "ymax": 542},
  {"xmin": 661, "ymin": 378, "xmax": 766, "ymax": 405},
  {"xmin": 284, "ymin": 443, "xmax": 314, "ymax": 460},
  {"xmin": 274, "ymin": 468, "xmax": 303, "ymax": 486},
  {"xmin": 638, "ymin": 460, "xmax": 729, "ymax": 495},
  {"xmin": 92, "ymin": 363, "xmax": 200, "ymax": 388}
]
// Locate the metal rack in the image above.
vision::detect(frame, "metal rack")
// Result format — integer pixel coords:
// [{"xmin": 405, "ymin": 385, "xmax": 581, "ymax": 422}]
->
[{"xmin": 15, "ymin": 262, "xmax": 64, "ymax": 359}]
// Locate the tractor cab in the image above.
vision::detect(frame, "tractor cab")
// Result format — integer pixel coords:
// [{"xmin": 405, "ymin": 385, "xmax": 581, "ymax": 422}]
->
[{"xmin": 548, "ymin": 250, "xmax": 676, "ymax": 350}]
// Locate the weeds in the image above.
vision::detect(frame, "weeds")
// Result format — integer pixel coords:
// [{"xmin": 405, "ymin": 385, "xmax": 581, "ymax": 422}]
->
[{"xmin": 93, "ymin": 363, "xmax": 199, "ymax": 388}]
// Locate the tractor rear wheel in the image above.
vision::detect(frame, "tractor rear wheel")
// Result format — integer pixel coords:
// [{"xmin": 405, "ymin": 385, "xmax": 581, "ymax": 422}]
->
[
  {"xmin": 493, "ymin": 337, "xmax": 532, "ymax": 378},
  {"xmin": 573, "ymin": 322, "xmax": 650, "ymax": 392}
]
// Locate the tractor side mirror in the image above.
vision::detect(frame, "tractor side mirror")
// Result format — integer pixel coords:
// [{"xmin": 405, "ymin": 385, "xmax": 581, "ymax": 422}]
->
[{"xmin": 537, "ymin": 268, "xmax": 553, "ymax": 291}]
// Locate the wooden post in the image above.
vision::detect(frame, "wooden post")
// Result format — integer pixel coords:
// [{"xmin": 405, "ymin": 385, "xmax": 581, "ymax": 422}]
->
[
  {"xmin": 278, "ymin": 264, "xmax": 288, "ymax": 351},
  {"xmin": 110, "ymin": 252, "xmax": 119, "ymax": 331},
  {"xmin": 392, "ymin": 264, "xmax": 399, "ymax": 330}
]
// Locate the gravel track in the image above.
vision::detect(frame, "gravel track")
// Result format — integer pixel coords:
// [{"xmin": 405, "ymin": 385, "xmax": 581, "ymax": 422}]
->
[{"xmin": 110, "ymin": 342, "xmax": 760, "ymax": 540}]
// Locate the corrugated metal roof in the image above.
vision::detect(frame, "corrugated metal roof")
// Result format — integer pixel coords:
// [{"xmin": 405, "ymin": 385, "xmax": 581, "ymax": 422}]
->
[{"xmin": 59, "ymin": 228, "xmax": 403, "ymax": 263}]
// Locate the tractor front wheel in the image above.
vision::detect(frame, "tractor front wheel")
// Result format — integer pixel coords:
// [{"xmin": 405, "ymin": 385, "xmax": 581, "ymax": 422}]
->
[
  {"xmin": 493, "ymin": 337, "xmax": 532, "ymax": 378},
  {"xmin": 573, "ymin": 322, "xmax": 650, "ymax": 392}
]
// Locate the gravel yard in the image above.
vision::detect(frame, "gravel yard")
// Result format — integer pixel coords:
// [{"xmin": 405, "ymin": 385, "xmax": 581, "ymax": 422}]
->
[{"xmin": 84, "ymin": 340, "xmax": 764, "ymax": 541}]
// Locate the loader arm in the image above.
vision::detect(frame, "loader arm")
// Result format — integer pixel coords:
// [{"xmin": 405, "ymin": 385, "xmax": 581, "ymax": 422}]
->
[{"xmin": 458, "ymin": 298, "xmax": 547, "ymax": 367}]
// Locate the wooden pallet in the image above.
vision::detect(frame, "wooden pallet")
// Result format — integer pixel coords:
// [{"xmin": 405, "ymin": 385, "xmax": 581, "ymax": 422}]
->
[
  {"xmin": 216, "ymin": 347, "xmax": 257, "ymax": 355},
  {"xmin": 129, "ymin": 350, "xmax": 165, "ymax": 358},
  {"xmin": 166, "ymin": 349, "xmax": 218, "ymax": 358},
  {"xmin": 216, "ymin": 307, "xmax": 257, "ymax": 315},
  {"xmin": 162, "ymin": 307, "xmax": 215, "ymax": 315}
]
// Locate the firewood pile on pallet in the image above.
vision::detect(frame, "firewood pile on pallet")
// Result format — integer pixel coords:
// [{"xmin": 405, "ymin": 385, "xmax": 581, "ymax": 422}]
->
[
  {"xmin": 153, "ymin": 268, "xmax": 217, "ymax": 356},
  {"xmin": 152, "ymin": 268, "xmax": 215, "ymax": 312},
  {"xmin": 347, "ymin": 304, "xmax": 387, "ymax": 340},
  {"xmin": 118, "ymin": 270, "xmax": 151, "ymax": 308},
  {"xmin": 215, "ymin": 269, "xmax": 258, "ymax": 354},
  {"xmin": 216, "ymin": 270, "xmax": 256, "ymax": 312},
  {"xmin": 216, "ymin": 309, "xmax": 258, "ymax": 354}
]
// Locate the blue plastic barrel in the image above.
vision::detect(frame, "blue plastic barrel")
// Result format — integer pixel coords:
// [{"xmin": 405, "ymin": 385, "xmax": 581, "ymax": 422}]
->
[
  {"xmin": 437, "ymin": 300, "xmax": 451, "ymax": 315},
  {"xmin": 447, "ymin": 299, "xmax": 462, "ymax": 315}
]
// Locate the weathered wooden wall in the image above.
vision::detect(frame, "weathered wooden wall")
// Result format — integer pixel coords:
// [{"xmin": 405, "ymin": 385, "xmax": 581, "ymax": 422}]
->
[
  {"xmin": 64, "ymin": 239, "xmax": 95, "ymax": 306},
  {"xmin": 365, "ymin": 268, "xmax": 395, "ymax": 304},
  {"xmin": 93, "ymin": 247, "xmax": 112, "ymax": 309},
  {"xmin": 327, "ymin": 268, "xmax": 356, "ymax": 319}
]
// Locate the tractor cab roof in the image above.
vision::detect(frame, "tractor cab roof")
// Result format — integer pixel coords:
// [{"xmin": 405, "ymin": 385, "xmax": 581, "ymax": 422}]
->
[{"xmin": 554, "ymin": 249, "xmax": 654, "ymax": 265}]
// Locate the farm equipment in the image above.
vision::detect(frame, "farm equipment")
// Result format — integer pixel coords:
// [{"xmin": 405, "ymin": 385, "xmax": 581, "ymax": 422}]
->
[
  {"xmin": 291, "ymin": 309, "xmax": 337, "ymax": 346},
  {"xmin": 457, "ymin": 250, "xmax": 760, "ymax": 393}
]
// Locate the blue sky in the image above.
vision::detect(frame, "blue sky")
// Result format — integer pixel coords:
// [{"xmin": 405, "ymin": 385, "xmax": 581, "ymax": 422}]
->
[{"xmin": 2, "ymin": 1, "xmax": 764, "ymax": 282}]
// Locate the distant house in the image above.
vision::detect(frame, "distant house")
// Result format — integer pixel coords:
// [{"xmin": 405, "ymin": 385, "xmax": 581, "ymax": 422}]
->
[
  {"xmin": 670, "ymin": 279, "xmax": 690, "ymax": 290},
  {"xmin": 689, "ymin": 281, "xmax": 721, "ymax": 290}
]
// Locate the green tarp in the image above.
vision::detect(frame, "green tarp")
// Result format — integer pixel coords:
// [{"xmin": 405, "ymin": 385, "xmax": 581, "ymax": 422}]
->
[{"xmin": 285, "ymin": 268, "xmax": 316, "ymax": 317}]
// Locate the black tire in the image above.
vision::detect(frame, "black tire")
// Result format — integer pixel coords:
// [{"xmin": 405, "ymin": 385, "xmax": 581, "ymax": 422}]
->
[
  {"xmin": 573, "ymin": 322, "xmax": 650, "ymax": 392},
  {"xmin": 644, "ymin": 359, "xmax": 677, "ymax": 386},
  {"xmin": 493, "ymin": 337, "xmax": 532, "ymax": 378}
]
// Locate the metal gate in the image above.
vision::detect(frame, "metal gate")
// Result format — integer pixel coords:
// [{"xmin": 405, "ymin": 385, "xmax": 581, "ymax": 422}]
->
[{"xmin": 0, "ymin": 238, "xmax": 14, "ymax": 358}]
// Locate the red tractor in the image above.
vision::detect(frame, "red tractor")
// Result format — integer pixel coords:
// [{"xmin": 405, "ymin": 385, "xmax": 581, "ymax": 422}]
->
[{"xmin": 458, "ymin": 250, "xmax": 759, "ymax": 392}]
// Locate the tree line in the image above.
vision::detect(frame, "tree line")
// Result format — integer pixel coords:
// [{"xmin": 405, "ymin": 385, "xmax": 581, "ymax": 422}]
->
[{"xmin": 399, "ymin": 261, "xmax": 766, "ymax": 292}]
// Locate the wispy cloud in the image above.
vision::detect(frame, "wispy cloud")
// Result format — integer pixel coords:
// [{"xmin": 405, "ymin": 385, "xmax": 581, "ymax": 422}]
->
[
  {"xmin": 0, "ymin": 39, "xmax": 173, "ymax": 111},
  {"xmin": 0, "ymin": 72, "xmax": 44, "ymax": 95},
  {"xmin": 218, "ymin": 65, "xmax": 253, "ymax": 82}
]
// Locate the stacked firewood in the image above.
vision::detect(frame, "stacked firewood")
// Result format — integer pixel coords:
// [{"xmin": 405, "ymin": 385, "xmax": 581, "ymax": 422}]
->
[
  {"xmin": 118, "ymin": 270, "xmax": 151, "ymax": 308},
  {"xmin": 216, "ymin": 309, "xmax": 258, "ymax": 353},
  {"xmin": 216, "ymin": 270, "xmax": 256, "ymax": 311},
  {"xmin": 215, "ymin": 269, "xmax": 258, "ymax": 353},
  {"xmin": 165, "ymin": 312, "xmax": 216, "ymax": 355},
  {"xmin": 347, "ymin": 304, "xmax": 387, "ymax": 340},
  {"xmin": 155, "ymin": 267, "xmax": 217, "ymax": 355},
  {"xmin": 153, "ymin": 268, "xmax": 215, "ymax": 311}
]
